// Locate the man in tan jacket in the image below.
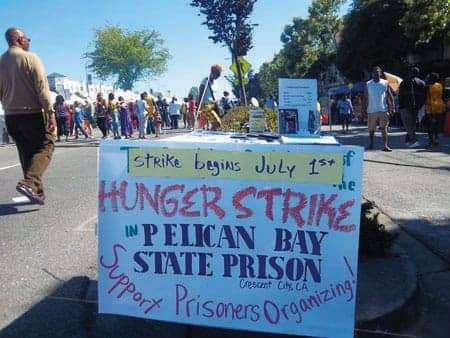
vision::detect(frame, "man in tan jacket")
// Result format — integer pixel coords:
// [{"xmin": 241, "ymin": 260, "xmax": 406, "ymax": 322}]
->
[{"xmin": 0, "ymin": 28, "xmax": 56, "ymax": 205}]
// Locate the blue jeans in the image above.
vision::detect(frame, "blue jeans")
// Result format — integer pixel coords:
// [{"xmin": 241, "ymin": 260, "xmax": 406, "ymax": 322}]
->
[
  {"xmin": 112, "ymin": 113, "xmax": 120, "ymax": 137},
  {"xmin": 137, "ymin": 113, "xmax": 147, "ymax": 137},
  {"xmin": 146, "ymin": 118, "xmax": 155, "ymax": 134}
]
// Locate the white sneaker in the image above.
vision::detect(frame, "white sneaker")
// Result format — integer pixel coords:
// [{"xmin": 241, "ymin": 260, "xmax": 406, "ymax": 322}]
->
[{"xmin": 408, "ymin": 141, "xmax": 420, "ymax": 148}]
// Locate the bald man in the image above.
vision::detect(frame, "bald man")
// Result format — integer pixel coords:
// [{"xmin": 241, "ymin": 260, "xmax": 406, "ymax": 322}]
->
[
  {"xmin": 197, "ymin": 64, "xmax": 223, "ymax": 130},
  {"xmin": 0, "ymin": 28, "xmax": 56, "ymax": 205}
]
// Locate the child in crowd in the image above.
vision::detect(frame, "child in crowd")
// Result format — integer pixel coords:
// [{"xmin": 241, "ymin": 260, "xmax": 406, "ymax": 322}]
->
[
  {"xmin": 154, "ymin": 111, "xmax": 162, "ymax": 137},
  {"xmin": 73, "ymin": 101, "xmax": 89, "ymax": 139}
]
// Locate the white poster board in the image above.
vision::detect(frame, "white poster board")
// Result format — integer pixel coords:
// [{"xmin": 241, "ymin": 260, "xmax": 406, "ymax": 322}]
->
[
  {"xmin": 98, "ymin": 136, "xmax": 363, "ymax": 338},
  {"xmin": 249, "ymin": 108, "xmax": 266, "ymax": 133},
  {"xmin": 279, "ymin": 79, "xmax": 319, "ymax": 137}
]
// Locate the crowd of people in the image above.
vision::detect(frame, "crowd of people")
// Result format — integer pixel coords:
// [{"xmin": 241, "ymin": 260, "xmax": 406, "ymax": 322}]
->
[
  {"xmin": 51, "ymin": 93, "xmax": 191, "ymax": 141},
  {"xmin": 331, "ymin": 66, "xmax": 449, "ymax": 150},
  {"xmin": 49, "ymin": 65, "xmax": 238, "ymax": 141}
]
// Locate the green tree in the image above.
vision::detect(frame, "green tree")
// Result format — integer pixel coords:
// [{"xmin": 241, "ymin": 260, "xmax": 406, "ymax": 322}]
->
[
  {"xmin": 85, "ymin": 26, "xmax": 170, "ymax": 90},
  {"xmin": 190, "ymin": 0, "xmax": 258, "ymax": 105},
  {"xmin": 256, "ymin": 0, "xmax": 345, "ymax": 99},
  {"xmin": 336, "ymin": 0, "xmax": 413, "ymax": 81},
  {"xmin": 280, "ymin": 0, "xmax": 345, "ymax": 78},
  {"xmin": 258, "ymin": 50, "xmax": 288, "ymax": 99},
  {"xmin": 400, "ymin": 0, "xmax": 450, "ymax": 45}
]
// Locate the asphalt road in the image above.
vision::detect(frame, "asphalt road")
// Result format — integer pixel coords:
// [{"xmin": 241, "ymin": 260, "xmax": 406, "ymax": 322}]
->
[
  {"xmin": 0, "ymin": 133, "xmax": 188, "ymax": 338},
  {"xmin": 1, "ymin": 127, "xmax": 449, "ymax": 338},
  {"xmin": 0, "ymin": 144, "xmax": 98, "ymax": 337}
]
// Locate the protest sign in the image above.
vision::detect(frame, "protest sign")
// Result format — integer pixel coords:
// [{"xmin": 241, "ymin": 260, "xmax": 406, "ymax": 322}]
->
[
  {"xmin": 279, "ymin": 78, "xmax": 320, "ymax": 137},
  {"xmin": 248, "ymin": 108, "xmax": 266, "ymax": 133},
  {"xmin": 98, "ymin": 137, "xmax": 363, "ymax": 338}
]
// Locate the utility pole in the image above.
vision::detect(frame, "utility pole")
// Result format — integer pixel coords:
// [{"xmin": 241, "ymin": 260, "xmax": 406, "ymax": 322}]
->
[{"xmin": 85, "ymin": 65, "xmax": 90, "ymax": 99}]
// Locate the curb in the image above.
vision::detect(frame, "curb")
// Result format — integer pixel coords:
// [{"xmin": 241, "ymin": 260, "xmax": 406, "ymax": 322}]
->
[
  {"xmin": 357, "ymin": 198, "xmax": 420, "ymax": 331},
  {"xmin": 55, "ymin": 142, "xmax": 99, "ymax": 148},
  {"xmin": 1, "ymin": 130, "xmax": 190, "ymax": 149}
]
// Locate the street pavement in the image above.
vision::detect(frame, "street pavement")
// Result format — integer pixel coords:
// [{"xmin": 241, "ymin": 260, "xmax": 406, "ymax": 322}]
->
[
  {"xmin": 0, "ymin": 126, "xmax": 449, "ymax": 337},
  {"xmin": 0, "ymin": 142, "xmax": 97, "ymax": 337},
  {"xmin": 0, "ymin": 131, "xmax": 188, "ymax": 338}
]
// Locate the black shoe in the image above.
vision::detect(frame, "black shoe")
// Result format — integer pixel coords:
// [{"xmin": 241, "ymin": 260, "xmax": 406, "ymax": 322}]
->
[{"xmin": 16, "ymin": 183, "xmax": 45, "ymax": 205}]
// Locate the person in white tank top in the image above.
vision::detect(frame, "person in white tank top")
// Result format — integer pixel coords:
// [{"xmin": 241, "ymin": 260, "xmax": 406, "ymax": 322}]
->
[{"xmin": 364, "ymin": 66, "xmax": 394, "ymax": 152}]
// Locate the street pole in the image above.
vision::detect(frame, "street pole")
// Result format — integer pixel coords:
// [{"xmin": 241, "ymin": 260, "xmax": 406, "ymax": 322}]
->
[
  {"xmin": 329, "ymin": 94, "xmax": 332, "ymax": 132},
  {"xmin": 85, "ymin": 65, "xmax": 90, "ymax": 100},
  {"xmin": 232, "ymin": 40, "xmax": 247, "ymax": 107}
]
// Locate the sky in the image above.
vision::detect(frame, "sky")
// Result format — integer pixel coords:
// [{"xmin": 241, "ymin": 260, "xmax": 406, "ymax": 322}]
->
[{"xmin": 0, "ymin": 0, "xmax": 350, "ymax": 98}]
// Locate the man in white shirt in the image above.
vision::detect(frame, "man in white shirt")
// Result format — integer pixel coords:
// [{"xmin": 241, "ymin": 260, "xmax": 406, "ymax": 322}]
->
[{"xmin": 363, "ymin": 66, "xmax": 394, "ymax": 151}]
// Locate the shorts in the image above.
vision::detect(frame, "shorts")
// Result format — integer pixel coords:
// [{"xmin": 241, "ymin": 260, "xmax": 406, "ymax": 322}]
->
[{"xmin": 368, "ymin": 112, "xmax": 389, "ymax": 132}]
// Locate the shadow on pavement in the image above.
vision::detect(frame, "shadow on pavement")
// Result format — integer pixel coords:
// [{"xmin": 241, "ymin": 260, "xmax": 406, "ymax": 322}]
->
[
  {"xmin": 395, "ymin": 217, "xmax": 450, "ymax": 265},
  {"xmin": 0, "ymin": 277, "xmax": 90, "ymax": 338},
  {"xmin": 0, "ymin": 202, "xmax": 39, "ymax": 216},
  {"xmin": 0, "ymin": 278, "xmax": 187, "ymax": 338},
  {"xmin": 0, "ymin": 276, "xmax": 416, "ymax": 338}
]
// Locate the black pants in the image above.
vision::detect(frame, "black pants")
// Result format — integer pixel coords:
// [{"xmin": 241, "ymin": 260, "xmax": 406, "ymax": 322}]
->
[
  {"xmin": 97, "ymin": 117, "xmax": 107, "ymax": 137},
  {"xmin": 5, "ymin": 113, "xmax": 54, "ymax": 195},
  {"xmin": 57, "ymin": 116, "xmax": 68, "ymax": 138},
  {"xmin": 74, "ymin": 122, "xmax": 88, "ymax": 138},
  {"xmin": 162, "ymin": 111, "xmax": 170, "ymax": 128},
  {"xmin": 427, "ymin": 115, "xmax": 443, "ymax": 142},
  {"xmin": 341, "ymin": 114, "xmax": 351, "ymax": 130},
  {"xmin": 170, "ymin": 115, "xmax": 179, "ymax": 129}
]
